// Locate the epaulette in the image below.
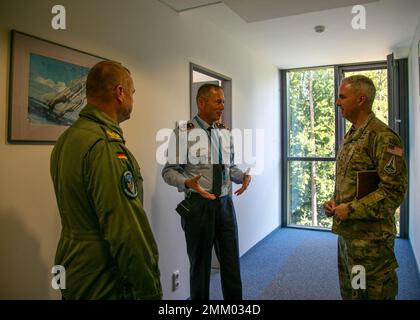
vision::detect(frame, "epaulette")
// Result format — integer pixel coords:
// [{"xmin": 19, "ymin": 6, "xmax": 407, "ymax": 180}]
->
[
  {"xmin": 215, "ymin": 122, "xmax": 230, "ymax": 130},
  {"xmin": 101, "ymin": 127, "xmax": 123, "ymax": 142},
  {"xmin": 179, "ymin": 121, "xmax": 195, "ymax": 132},
  {"xmin": 187, "ymin": 122, "xmax": 195, "ymax": 130}
]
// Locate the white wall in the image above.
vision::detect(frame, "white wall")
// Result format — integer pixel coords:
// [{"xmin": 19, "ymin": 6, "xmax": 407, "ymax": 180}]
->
[
  {"xmin": 408, "ymin": 19, "xmax": 420, "ymax": 274},
  {"xmin": 0, "ymin": 0, "xmax": 280, "ymax": 299}
]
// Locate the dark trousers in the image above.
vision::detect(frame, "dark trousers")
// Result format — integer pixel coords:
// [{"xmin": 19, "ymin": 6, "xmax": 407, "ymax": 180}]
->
[{"xmin": 181, "ymin": 194, "xmax": 242, "ymax": 300}]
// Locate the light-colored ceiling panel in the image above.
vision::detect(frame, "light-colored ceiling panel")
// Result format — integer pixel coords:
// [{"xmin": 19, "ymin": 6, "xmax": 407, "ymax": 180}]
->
[
  {"xmin": 159, "ymin": 0, "xmax": 222, "ymax": 12},
  {"xmin": 223, "ymin": 0, "xmax": 379, "ymax": 22},
  {"xmin": 184, "ymin": 0, "xmax": 420, "ymax": 68}
]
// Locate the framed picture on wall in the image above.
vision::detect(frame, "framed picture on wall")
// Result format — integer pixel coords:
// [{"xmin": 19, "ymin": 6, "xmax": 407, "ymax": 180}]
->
[{"xmin": 8, "ymin": 30, "xmax": 105, "ymax": 143}]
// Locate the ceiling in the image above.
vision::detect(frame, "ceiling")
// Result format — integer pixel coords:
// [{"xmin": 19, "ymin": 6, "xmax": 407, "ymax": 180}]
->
[
  {"xmin": 158, "ymin": 0, "xmax": 222, "ymax": 12},
  {"xmin": 159, "ymin": 0, "xmax": 420, "ymax": 68},
  {"xmin": 222, "ymin": 0, "xmax": 379, "ymax": 22}
]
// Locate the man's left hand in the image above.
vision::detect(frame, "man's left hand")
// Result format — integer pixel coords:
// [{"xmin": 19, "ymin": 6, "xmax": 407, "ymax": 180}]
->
[{"xmin": 235, "ymin": 173, "xmax": 251, "ymax": 196}]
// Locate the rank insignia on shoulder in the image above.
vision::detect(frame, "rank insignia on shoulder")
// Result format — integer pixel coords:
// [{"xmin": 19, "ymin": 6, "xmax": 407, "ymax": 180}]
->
[
  {"xmin": 386, "ymin": 144, "xmax": 403, "ymax": 157},
  {"xmin": 215, "ymin": 122, "xmax": 229, "ymax": 130},
  {"xmin": 117, "ymin": 152, "xmax": 127, "ymax": 160},
  {"xmin": 179, "ymin": 121, "xmax": 195, "ymax": 132},
  {"xmin": 121, "ymin": 171, "xmax": 138, "ymax": 198},
  {"xmin": 106, "ymin": 129, "xmax": 122, "ymax": 142}
]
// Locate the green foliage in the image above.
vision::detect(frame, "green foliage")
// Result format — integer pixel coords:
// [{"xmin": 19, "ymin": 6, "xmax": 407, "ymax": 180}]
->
[
  {"xmin": 288, "ymin": 68, "xmax": 335, "ymax": 158},
  {"xmin": 289, "ymin": 161, "xmax": 335, "ymax": 228},
  {"xmin": 288, "ymin": 68, "xmax": 335, "ymax": 228}
]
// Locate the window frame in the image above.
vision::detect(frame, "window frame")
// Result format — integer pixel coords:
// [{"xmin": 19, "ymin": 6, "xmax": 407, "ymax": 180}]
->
[{"xmin": 280, "ymin": 60, "xmax": 409, "ymax": 237}]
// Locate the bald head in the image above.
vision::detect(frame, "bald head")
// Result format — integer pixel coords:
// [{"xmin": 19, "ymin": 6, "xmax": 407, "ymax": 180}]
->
[{"xmin": 86, "ymin": 61, "xmax": 131, "ymax": 103}]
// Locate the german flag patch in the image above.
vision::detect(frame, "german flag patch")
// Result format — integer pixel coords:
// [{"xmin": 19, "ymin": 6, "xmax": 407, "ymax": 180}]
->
[{"xmin": 117, "ymin": 152, "xmax": 127, "ymax": 160}]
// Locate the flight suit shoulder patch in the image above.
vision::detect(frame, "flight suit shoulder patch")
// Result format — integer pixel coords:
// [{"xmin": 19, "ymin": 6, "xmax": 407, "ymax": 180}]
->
[{"xmin": 121, "ymin": 171, "xmax": 138, "ymax": 198}]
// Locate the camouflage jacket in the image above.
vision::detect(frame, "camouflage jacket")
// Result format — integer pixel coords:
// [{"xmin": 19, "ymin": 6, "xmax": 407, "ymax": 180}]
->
[{"xmin": 332, "ymin": 113, "xmax": 408, "ymax": 240}]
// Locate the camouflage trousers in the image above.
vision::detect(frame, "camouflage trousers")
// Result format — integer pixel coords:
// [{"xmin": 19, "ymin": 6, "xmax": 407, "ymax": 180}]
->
[{"xmin": 337, "ymin": 235, "xmax": 398, "ymax": 300}]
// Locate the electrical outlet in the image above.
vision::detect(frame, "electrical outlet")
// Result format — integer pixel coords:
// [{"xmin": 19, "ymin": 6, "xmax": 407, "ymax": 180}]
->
[{"xmin": 172, "ymin": 270, "xmax": 180, "ymax": 291}]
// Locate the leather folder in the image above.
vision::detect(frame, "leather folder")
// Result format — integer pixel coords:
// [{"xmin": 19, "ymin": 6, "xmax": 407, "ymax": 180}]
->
[{"xmin": 356, "ymin": 170, "xmax": 380, "ymax": 200}]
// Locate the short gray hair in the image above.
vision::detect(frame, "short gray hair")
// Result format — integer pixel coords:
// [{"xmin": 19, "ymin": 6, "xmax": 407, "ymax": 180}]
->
[
  {"xmin": 196, "ymin": 83, "xmax": 223, "ymax": 104},
  {"xmin": 342, "ymin": 75, "xmax": 376, "ymax": 107}
]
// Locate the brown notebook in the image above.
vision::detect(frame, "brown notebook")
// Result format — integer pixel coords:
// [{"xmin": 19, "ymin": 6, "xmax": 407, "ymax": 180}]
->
[{"xmin": 356, "ymin": 170, "xmax": 380, "ymax": 200}]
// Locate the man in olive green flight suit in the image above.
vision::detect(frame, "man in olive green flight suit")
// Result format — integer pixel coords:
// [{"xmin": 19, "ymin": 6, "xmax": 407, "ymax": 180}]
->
[
  {"xmin": 50, "ymin": 61, "xmax": 162, "ymax": 299},
  {"xmin": 323, "ymin": 75, "xmax": 408, "ymax": 300}
]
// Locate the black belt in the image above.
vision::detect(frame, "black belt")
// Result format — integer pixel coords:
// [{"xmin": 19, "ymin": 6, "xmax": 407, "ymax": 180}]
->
[{"xmin": 187, "ymin": 192, "xmax": 227, "ymax": 201}]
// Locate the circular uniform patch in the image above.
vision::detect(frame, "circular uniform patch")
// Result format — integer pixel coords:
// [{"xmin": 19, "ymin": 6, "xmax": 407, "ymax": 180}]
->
[{"xmin": 121, "ymin": 171, "xmax": 138, "ymax": 198}]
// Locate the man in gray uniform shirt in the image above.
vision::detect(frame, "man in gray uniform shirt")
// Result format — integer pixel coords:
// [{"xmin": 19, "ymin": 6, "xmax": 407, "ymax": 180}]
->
[{"xmin": 162, "ymin": 84, "xmax": 251, "ymax": 300}]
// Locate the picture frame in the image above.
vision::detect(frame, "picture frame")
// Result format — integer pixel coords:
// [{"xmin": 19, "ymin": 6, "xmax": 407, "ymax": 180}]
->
[{"xmin": 8, "ymin": 30, "xmax": 105, "ymax": 143}]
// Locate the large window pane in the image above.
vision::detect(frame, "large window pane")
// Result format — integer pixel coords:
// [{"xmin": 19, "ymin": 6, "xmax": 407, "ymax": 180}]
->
[
  {"xmin": 283, "ymin": 63, "xmax": 405, "ymax": 236},
  {"xmin": 287, "ymin": 68, "xmax": 335, "ymax": 158},
  {"xmin": 289, "ymin": 161, "xmax": 335, "ymax": 228}
]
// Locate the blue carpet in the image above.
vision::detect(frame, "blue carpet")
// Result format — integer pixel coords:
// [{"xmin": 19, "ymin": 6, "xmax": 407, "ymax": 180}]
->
[{"xmin": 210, "ymin": 228, "xmax": 420, "ymax": 300}]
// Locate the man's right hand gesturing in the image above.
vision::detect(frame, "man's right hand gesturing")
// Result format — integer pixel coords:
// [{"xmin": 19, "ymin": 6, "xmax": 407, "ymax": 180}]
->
[{"xmin": 185, "ymin": 175, "xmax": 216, "ymax": 200}]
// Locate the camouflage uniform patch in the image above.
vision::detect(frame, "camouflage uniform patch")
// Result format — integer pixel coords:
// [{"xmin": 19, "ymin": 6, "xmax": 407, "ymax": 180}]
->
[{"xmin": 384, "ymin": 156, "xmax": 396, "ymax": 174}]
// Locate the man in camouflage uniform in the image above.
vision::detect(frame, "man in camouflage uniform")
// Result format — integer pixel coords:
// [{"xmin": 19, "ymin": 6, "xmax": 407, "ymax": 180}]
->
[
  {"xmin": 323, "ymin": 75, "xmax": 408, "ymax": 300},
  {"xmin": 50, "ymin": 61, "xmax": 162, "ymax": 299}
]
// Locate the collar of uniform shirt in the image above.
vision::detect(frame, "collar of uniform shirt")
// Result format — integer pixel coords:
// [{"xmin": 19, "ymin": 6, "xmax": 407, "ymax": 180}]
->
[
  {"xmin": 194, "ymin": 115, "xmax": 222, "ymax": 165},
  {"xmin": 194, "ymin": 115, "xmax": 215, "ymax": 131}
]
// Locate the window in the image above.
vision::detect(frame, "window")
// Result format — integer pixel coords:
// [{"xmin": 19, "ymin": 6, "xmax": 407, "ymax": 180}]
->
[
  {"xmin": 283, "ymin": 67, "xmax": 336, "ymax": 228},
  {"xmin": 281, "ymin": 60, "xmax": 409, "ymax": 236}
]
